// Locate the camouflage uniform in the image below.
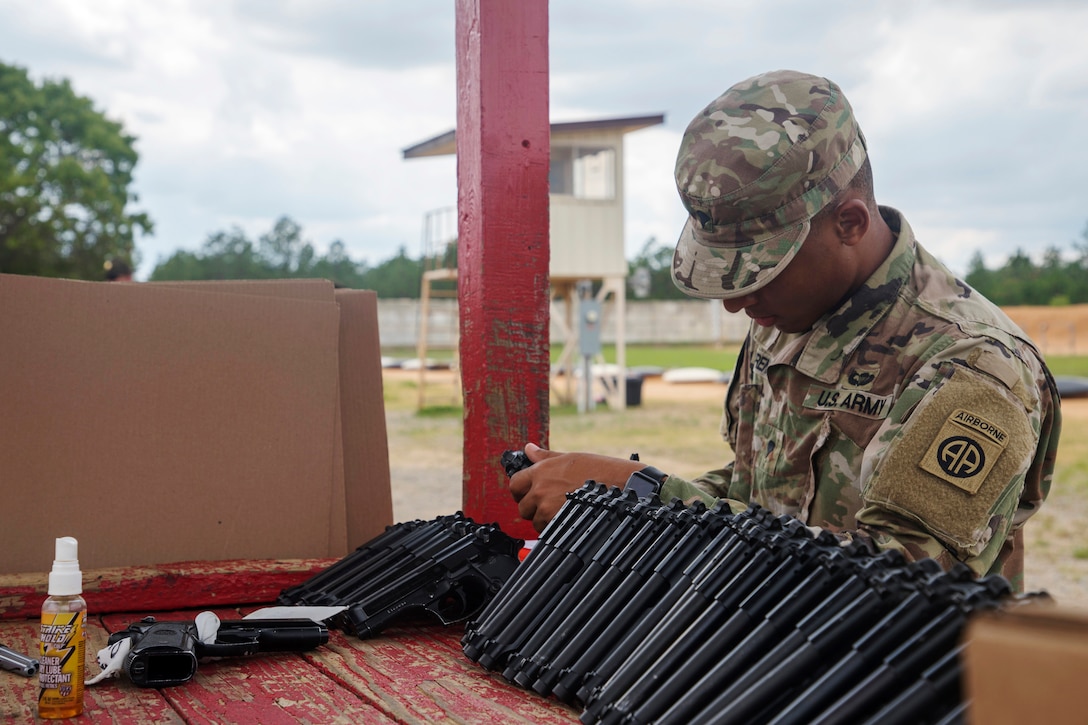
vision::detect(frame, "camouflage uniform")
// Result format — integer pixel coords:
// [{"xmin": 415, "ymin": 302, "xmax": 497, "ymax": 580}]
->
[
  {"xmin": 661, "ymin": 70, "xmax": 1061, "ymax": 591},
  {"xmin": 662, "ymin": 208, "xmax": 1061, "ymax": 590}
]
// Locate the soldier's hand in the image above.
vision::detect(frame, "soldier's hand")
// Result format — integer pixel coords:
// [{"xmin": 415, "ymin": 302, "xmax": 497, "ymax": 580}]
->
[{"xmin": 508, "ymin": 443, "xmax": 643, "ymax": 532}]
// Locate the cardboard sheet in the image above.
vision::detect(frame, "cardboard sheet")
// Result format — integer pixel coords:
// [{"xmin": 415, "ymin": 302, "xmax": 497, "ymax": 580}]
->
[
  {"xmin": 335, "ymin": 289, "xmax": 393, "ymax": 549},
  {"xmin": 0, "ymin": 274, "xmax": 389, "ymax": 573},
  {"xmin": 964, "ymin": 603, "xmax": 1088, "ymax": 723}
]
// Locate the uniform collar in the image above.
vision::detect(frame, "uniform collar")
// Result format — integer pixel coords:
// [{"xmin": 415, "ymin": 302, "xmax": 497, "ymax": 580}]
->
[{"xmin": 752, "ymin": 206, "xmax": 917, "ymax": 383}]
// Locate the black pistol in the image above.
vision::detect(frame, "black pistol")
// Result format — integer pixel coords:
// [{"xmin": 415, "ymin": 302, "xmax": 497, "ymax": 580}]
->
[
  {"xmin": 107, "ymin": 617, "xmax": 328, "ymax": 687},
  {"xmin": 501, "ymin": 449, "xmax": 533, "ymax": 477}
]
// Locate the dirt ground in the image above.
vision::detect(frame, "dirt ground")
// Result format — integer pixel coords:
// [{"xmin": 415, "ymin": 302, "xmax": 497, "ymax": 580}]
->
[
  {"xmin": 1004, "ymin": 304, "xmax": 1088, "ymax": 356},
  {"xmin": 384, "ymin": 309, "xmax": 1088, "ymax": 610}
]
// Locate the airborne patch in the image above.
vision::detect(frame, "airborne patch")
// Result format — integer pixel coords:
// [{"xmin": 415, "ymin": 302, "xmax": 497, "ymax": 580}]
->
[
  {"xmin": 803, "ymin": 386, "xmax": 892, "ymax": 420},
  {"xmin": 919, "ymin": 409, "xmax": 1010, "ymax": 494}
]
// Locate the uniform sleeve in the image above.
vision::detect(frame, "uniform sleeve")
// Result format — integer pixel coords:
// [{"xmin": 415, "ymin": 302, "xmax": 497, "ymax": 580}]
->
[
  {"xmin": 660, "ymin": 468, "xmax": 746, "ymax": 514},
  {"xmin": 854, "ymin": 342, "xmax": 1059, "ymax": 584}
]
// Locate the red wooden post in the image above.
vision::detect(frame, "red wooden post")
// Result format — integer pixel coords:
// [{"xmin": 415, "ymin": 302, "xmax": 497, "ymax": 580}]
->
[{"xmin": 455, "ymin": 0, "xmax": 550, "ymax": 540}]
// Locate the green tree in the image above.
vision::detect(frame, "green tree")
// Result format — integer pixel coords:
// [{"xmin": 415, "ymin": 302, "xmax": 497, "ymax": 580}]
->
[
  {"xmin": 965, "ymin": 251, "xmax": 997, "ymax": 301},
  {"xmin": 306, "ymin": 240, "xmax": 367, "ymax": 289},
  {"xmin": 0, "ymin": 62, "xmax": 152, "ymax": 279},
  {"xmin": 1068, "ymin": 222, "xmax": 1088, "ymax": 304},
  {"xmin": 627, "ymin": 236, "xmax": 689, "ymax": 300},
  {"xmin": 1004, "ymin": 249, "xmax": 1037, "ymax": 305},
  {"xmin": 359, "ymin": 246, "xmax": 425, "ymax": 297},
  {"xmin": 1038, "ymin": 245, "xmax": 1071, "ymax": 305},
  {"xmin": 965, "ymin": 237, "xmax": 1088, "ymax": 306},
  {"xmin": 150, "ymin": 216, "xmax": 382, "ymax": 290},
  {"xmin": 150, "ymin": 227, "xmax": 265, "ymax": 281},
  {"xmin": 258, "ymin": 216, "xmax": 310, "ymax": 274}
]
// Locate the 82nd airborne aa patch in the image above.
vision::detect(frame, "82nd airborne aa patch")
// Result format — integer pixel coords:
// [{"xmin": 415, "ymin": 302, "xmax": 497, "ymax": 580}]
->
[{"xmin": 920, "ymin": 409, "xmax": 1010, "ymax": 494}]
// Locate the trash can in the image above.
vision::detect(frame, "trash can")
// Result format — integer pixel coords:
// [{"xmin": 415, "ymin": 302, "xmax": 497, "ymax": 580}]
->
[{"xmin": 626, "ymin": 375, "xmax": 644, "ymax": 407}]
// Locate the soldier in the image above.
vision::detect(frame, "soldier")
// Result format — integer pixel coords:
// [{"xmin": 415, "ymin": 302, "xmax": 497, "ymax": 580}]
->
[
  {"xmin": 509, "ymin": 69, "xmax": 1061, "ymax": 591},
  {"xmin": 104, "ymin": 258, "xmax": 133, "ymax": 282}
]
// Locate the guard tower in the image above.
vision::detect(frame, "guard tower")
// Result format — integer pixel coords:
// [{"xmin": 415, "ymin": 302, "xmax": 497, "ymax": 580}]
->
[{"xmin": 403, "ymin": 113, "xmax": 665, "ymax": 409}]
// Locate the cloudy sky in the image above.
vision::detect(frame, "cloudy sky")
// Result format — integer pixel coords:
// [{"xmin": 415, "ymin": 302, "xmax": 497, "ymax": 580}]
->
[{"xmin": 1, "ymin": 0, "xmax": 1085, "ymax": 280}]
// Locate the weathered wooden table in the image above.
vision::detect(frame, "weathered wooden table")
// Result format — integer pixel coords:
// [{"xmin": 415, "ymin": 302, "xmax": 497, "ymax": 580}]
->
[{"xmin": 0, "ymin": 560, "xmax": 580, "ymax": 723}]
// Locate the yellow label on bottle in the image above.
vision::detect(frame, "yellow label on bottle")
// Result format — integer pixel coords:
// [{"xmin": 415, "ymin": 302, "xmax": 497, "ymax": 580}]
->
[{"xmin": 38, "ymin": 610, "xmax": 85, "ymax": 717}]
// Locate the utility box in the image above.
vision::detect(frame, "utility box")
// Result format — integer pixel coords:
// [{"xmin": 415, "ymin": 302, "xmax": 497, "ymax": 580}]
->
[{"xmin": 578, "ymin": 282, "xmax": 603, "ymax": 357}]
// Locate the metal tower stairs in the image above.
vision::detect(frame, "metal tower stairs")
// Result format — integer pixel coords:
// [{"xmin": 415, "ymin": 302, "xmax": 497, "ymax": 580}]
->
[{"xmin": 416, "ymin": 207, "xmax": 461, "ymax": 410}]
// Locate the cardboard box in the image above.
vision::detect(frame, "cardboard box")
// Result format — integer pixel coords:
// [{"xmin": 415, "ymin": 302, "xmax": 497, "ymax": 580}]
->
[
  {"xmin": 963, "ymin": 603, "xmax": 1088, "ymax": 723},
  {"xmin": 0, "ymin": 274, "xmax": 392, "ymax": 574}
]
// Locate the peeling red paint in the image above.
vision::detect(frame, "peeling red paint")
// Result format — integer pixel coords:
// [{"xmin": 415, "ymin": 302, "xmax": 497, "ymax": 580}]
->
[
  {"xmin": 0, "ymin": 559, "xmax": 332, "ymax": 620},
  {"xmin": 456, "ymin": 0, "xmax": 550, "ymax": 539},
  {"xmin": 0, "ymin": 564, "xmax": 578, "ymax": 723}
]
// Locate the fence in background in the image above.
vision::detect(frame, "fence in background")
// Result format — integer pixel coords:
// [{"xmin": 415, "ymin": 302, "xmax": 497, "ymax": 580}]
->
[{"xmin": 377, "ymin": 298, "xmax": 749, "ymax": 350}]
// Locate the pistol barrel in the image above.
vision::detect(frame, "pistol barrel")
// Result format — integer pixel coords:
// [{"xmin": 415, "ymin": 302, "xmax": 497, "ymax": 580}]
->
[{"xmin": 0, "ymin": 643, "xmax": 40, "ymax": 677}]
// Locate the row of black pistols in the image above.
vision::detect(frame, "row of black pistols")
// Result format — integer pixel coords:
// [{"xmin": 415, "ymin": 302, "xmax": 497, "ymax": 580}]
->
[
  {"xmin": 277, "ymin": 452, "xmax": 1049, "ymax": 725},
  {"xmin": 461, "ymin": 481, "xmax": 1049, "ymax": 725}
]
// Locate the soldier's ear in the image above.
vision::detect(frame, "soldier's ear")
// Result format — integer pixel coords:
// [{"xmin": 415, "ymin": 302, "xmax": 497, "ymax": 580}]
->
[{"xmin": 834, "ymin": 199, "xmax": 870, "ymax": 247}]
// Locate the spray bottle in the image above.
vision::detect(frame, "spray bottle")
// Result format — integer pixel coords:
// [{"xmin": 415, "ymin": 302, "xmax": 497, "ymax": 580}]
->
[{"xmin": 38, "ymin": 536, "xmax": 86, "ymax": 719}]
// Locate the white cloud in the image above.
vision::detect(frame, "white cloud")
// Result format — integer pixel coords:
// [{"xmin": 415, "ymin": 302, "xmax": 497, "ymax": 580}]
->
[
  {"xmin": 1, "ymin": 0, "xmax": 1086, "ymax": 279},
  {"xmin": 622, "ymin": 128, "xmax": 686, "ymax": 254}
]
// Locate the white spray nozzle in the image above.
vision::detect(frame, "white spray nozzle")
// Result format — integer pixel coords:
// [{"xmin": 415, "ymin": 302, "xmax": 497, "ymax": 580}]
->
[
  {"xmin": 48, "ymin": 536, "xmax": 82, "ymax": 596},
  {"xmin": 55, "ymin": 537, "xmax": 78, "ymax": 563}
]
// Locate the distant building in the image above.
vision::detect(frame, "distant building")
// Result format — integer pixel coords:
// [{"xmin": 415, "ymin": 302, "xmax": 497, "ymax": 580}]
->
[{"xmin": 404, "ymin": 114, "xmax": 665, "ymax": 409}]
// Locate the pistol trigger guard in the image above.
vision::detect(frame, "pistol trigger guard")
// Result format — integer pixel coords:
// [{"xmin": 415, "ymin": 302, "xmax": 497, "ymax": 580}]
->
[
  {"xmin": 428, "ymin": 585, "xmax": 471, "ymax": 625},
  {"xmin": 429, "ymin": 573, "xmax": 493, "ymax": 625}
]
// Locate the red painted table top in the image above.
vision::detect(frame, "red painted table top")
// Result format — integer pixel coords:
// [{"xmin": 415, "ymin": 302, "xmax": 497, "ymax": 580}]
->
[{"xmin": 0, "ymin": 559, "xmax": 580, "ymax": 724}]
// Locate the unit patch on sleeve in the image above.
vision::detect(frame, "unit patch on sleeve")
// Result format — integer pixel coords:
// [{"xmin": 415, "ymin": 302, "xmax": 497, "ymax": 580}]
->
[
  {"xmin": 860, "ymin": 364, "xmax": 1036, "ymax": 559},
  {"xmin": 919, "ymin": 409, "xmax": 1010, "ymax": 494}
]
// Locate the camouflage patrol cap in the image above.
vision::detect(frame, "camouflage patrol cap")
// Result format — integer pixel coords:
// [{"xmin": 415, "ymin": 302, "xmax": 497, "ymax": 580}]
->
[{"xmin": 672, "ymin": 70, "xmax": 868, "ymax": 300}]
